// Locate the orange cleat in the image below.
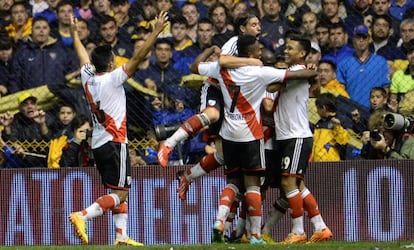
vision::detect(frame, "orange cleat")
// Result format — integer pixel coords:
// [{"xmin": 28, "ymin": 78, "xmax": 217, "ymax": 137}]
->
[
  {"xmin": 306, "ymin": 228, "xmax": 333, "ymax": 244},
  {"xmin": 157, "ymin": 143, "xmax": 173, "ymax": 168},
  {"xmin": 176, "ymin": 170, "xmax": 191, "ymax": 201},
  {"xmin": 280, "ymin": 232, "xmax": 307, "ymax": 244}
]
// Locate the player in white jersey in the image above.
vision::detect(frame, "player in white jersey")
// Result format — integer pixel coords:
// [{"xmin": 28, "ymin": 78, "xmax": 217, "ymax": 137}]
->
[
  {"xmin": 195, "ymin": 35, "xmax": 318, "ymax": 245},
  {"xmin": 272, "ymin": 36, "xmax": 333, "ymax": 244},
  {"xmin": 68, "ymin": 12, "xmax": 168, "ymax": 246},
  {"xmin": 158, "ymin": 13, "xmax": 263, "ymax": 201}
]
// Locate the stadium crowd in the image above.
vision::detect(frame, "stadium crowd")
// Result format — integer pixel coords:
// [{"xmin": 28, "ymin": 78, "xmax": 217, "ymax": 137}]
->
[{"xmin": 0, "ymin": 0, "xmax": 413, "ymax": 246}]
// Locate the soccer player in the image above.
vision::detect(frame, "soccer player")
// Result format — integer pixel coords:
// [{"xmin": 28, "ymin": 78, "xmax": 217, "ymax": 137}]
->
[
  {"xmin": 272, "ymin": 35, "xmax": 333, "ymax": 244},
  {"xmin": 68, "ymin": 12, "xmax": 168, "ymax": 245},
  {"xmin": 157, "ymin": 13, "xmax": 263, "ymax": 201},
  {"xmin": 195, "ymin": 35, "xmax": 318, "ymax": 244}
]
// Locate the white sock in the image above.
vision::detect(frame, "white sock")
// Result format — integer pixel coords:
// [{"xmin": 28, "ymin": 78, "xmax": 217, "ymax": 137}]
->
[
  {"xmin": 310, "ymin": 214, "xmax": 327, "ymax": 232},
  {"xmin": 113, "ymin": 212, "xmax": 128, "ymax": 240},
  {"xmin": 291, "ymin": 216, "xmax": 304, "ymax": 235},
  {"xmin": 186, "ymin": 163, "xmax": 207, "ymax": 182},
  {"xmin": 165, "ymin": 127, "xmax": 189, "ymax": 148},
  {"xmin": 83, "ymin": 203, "xmax": 103, "ymax": 220}
]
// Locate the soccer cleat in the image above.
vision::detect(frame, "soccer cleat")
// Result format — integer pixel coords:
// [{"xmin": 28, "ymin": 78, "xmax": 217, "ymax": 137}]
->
[
  {"xmin": 212, "ymin": 220, "xmax": 225, "ymax": 243},
  {"xmin": 157, "ymin": 143, "xmax": 173, "ymax": 168},
  {"xmin": 281, "ymin": 232, "xmax": 307, "ymax": 244},
  {"xmin": 114, "ymin": 238, "xmax": 144, "ymax": 246},
  {"xmin": 262, "ymin": 233, "xmax": 277, "ymax": 244},
  {"xmin": 176, "ymin": 170, "xmax": 191, "ymax": 201},
  {"xmin": 306, "ymin": 227, "xmax": 333, "ymax": 244},
  {"xmin": 249, "ymin": 236, "xmax": 267, "ymax": 245},
  {"xmin": 69, "ymin": 212, "xmax": 88, "ymax": 245},
  {"xmin": 240, "ymin": 233, "xmax": 249, "ymax": 244}
]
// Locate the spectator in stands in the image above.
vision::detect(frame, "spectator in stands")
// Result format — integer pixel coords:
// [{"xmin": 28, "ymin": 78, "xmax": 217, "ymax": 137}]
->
[
  {"xmin": 322, "ymin": 22, "xmax": 355, "ymax": 65},
  {"xmin": 60, "ymin": 113, "xmax": 94, "ymax": 167},
  {"xmin": 231, "ymin": 1, "xmax": 248, "ymax": 20},
  {"xmin": 1, "ymin": 92, "xmax": 53, "ymax": 167},
  {"xmin": 111, "ymin": 0, "xmax": 139, "ymax": 45},
  {"xmin": 301, "ymin": 12, "xmax": 318, "ymax": 42},
  {"xmin": 98, "ymin": 15, "xmax": 133, "ymax": 65},
  {"xmin": 181, "ymin": 1, "xmax": 200, "ymax": 42},
  {"xmin": 49, "ymin": 102, "xmax": 77, "ymax": 139},
  {"xmin": 284, "ymin": 0, "xmax": 313, "ymax": 30},
  {"xmin": 390, "ymin": 39, "xmax": 414, "ymax": 103},
  {"xmin": 36, "ymin": 0, "xmax": 80, "ymax": 24},
  {"xmin": 9, "ymin": 16, "xmax": 79, "ymax": 93},
  {"xmin": 77, "ymin": 0, "xmax": 93, "ymax": 20},
  {"xmin": 343, "ymin": 0, "xmax": 374, "ymax": 37},
  {"xmin": 5, "ymin": 2, "xmax": 32, "ymax": 43},
  {"xmin": 170, "ymin": 15, "xmax": 193, "ymax": 64},
  {"xmin": 312, "ymin": 92, "xmax": 350, "ymax": 161},
  {"xmin": 389, "ymin": 0, "xmax": 414, "ymax": 21},
  {"xmin": 0, "ymin": 0, "xmax": 13, "ymax": 27},
  {"xmin": 369, "ymin": 14, "xmax": 405, "ymax": 66},
  {"xmin": 337, "ymin": 25, "xmax": 390, "ymax": 108},
  {"xmin": 319, "ymin": 0, "xmax": 345, "ymax": 24},
  {"xmin": 260, "ymin": 0, "xmax": 292, "ymax": 53},
  {"xmin": 398, "ymin": 18, "xmax": 414, "ymax": 55},
  {"xmin": 318, "ymin": 59, "xmax": 350, "ymax": 98},
  {"xmin": 49, "ymin": 0, "xmax": 76, "ymax": 47},
  {"xmin": 372, "ymin": 0, "xmax": 401, "ymax": 43},
  {"xmin": 182, "ymin": 18, "xmax": 215, "ymax": 58},
  {"xmin": 306, "ymin": 41, "xmax": 322, "ymax": 64},
  {"xmin": 0, "ymin": 36, "xmax": 14, "ymax": 96},
  {"xmin": 315, "ymin": 21, "xmax": 332, "ymax": 56},
  {"xmin": 76, "ymin": 18, "xmax": 93, "ymax": 44},
  {"xmin": 210, "ymin": 2, "xmax": 234, "ymax": 48},
  {"xmin": 88, "ymin": 0, "xmax": 112, "ymax": 40},
  {"xmin": 30, "ymin": 0, "xmax": 48, "ymax": 17}
]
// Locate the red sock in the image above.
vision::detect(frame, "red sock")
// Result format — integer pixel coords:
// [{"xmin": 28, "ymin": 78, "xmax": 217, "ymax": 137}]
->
[
  {"xmin": 200, "ymin": 153, "xmax": 221, "ymax": 173},
  {"xmin": 303, "ymin": 192, "xmax": 320, "ymax": 218},
  {"xmin": 220, "ymin": 186, "xmax": 236, "ymax": 208},
  {"xmin": 181, "ymin": 115, "xmax": 205, "ymax": 137},
  {"xmin": 245, "ymin": 191, "xmax": 262, "ymax": 217},
  {"xmin": 286, "ymin": 190, "xmax": 303, "ymax": 218},
  {"xmin": 95, "ymin": 194, "xmax": 117, "ymax": 213}
]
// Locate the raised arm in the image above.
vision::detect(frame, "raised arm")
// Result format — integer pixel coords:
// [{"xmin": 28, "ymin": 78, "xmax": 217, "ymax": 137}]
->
[
  {"xmin": 70, "ymin": 15, "xmax": 90, "ymax": 66},
  {"xmin": 125, "ymin": 12, "xmax": 168, "ymax": 74},
  {"xmin": 219, "ymin": 54, "xmax": 263, "ymax": 68},
  {"xmin": 189, "ymin": 45, "xmax": 221, "ymax": 74}
]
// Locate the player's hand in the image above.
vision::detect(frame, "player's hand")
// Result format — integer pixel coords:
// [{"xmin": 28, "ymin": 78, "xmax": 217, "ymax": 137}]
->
[
  {"xmin": 306, "ymin": 63, "xmax": 318, "ymax": 71},
  {"xmin": 153, "ymin": 11, "xmax": 169, "ymax": 33},
  {"xmin": 70, "ymin": 14, "xmax": 78, "ymax": 36},
  {"xmin": 331, "ymin": 117, "xmax": 341, "ymax": 127}
]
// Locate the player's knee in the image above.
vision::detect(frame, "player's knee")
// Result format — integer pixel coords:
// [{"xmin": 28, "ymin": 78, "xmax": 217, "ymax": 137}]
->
[{"xmin": 203, "ymin": 107, "xmax": 220, "ymax": 123}]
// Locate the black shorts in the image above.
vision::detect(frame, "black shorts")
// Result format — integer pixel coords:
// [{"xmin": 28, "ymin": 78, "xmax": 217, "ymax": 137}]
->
[
  {"xmin": 264, "ymin": 149, "xmax": 281, "ymax": 188},
  {"xmin": 93, "ymin": 142, "xmax": 132, "ymax": 190},
  {"xmin": 199, "ymin": 83, "xmax": 224, "ymax": 138},
  {"xmin": 274, "ymin": 137, "xmax": 313, "ymax": 178},
  {"xmin": 222, "ymin": 138, "xmax": 266, "ymax": 178}
]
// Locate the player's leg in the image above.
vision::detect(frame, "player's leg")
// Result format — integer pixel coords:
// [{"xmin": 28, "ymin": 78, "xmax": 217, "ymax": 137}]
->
[
  {"xmin": 241, "ymin": 139, "xmax": 266, "ymax": 244},
  {"xmin": 279, "ymin": 138, "xmax": 312, "ymax": 244},
  {"xmin": 177, "ymin": 138, "xmax": 224, "ymax": 200},
  {"xmin": 299, "ymin": 181, "xmax": 333, "ymax": 243},
  {"xmin": 158, "ymin": 82, "xmax": 222, "ymax": 167}
]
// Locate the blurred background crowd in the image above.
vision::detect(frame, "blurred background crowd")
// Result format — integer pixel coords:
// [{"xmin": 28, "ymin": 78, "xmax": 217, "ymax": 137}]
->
[{"xmin": 0, "ymin": 0, "xmax": 414, "ymax": 168}]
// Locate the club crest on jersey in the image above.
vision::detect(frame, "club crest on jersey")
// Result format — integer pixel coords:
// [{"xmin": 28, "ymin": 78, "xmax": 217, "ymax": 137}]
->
[
  {"xmin": 208, "ymin": 100, "xmax": 216, "ymax": 106},
  {"xmin": 49, "ymin": 52, "xmax": 57, "ymax": 60}
]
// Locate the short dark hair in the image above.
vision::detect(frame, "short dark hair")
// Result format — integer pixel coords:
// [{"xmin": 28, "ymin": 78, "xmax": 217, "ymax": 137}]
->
[
  {"xmin": 70, "ymin": 113, "xmax": 91, "ymax": 132},
  {"xmin": 91, "ymin": 45, "xmax": 114, "ymax": 73},
  {"xmin": 237, "ymin": 34, "xmax": 257, "ymax": 57},
  {"xmin": 154, "ymin": 38, "xmax": 173, "ymax": 49},
  {"xmin": 316, "ymin": 93, "xmax": 337, "ymax": 113},
  {"xmin": 319, "ymin": 59, "xmax": 337, "ymax": 71},
  {"xmin": 99, "ymin": 15, "xmax": 116, "ymax": 27},
  {"xmin": 373, "ymin": 14, "xmax": 392, "ymax": 28},
  {"xmin": 170, "ymin": 15, "xmax": 188, "ymax": 28},
  {"xmin": 289, "ymin": 35, "xmax": 311, "ymax": 57}
]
